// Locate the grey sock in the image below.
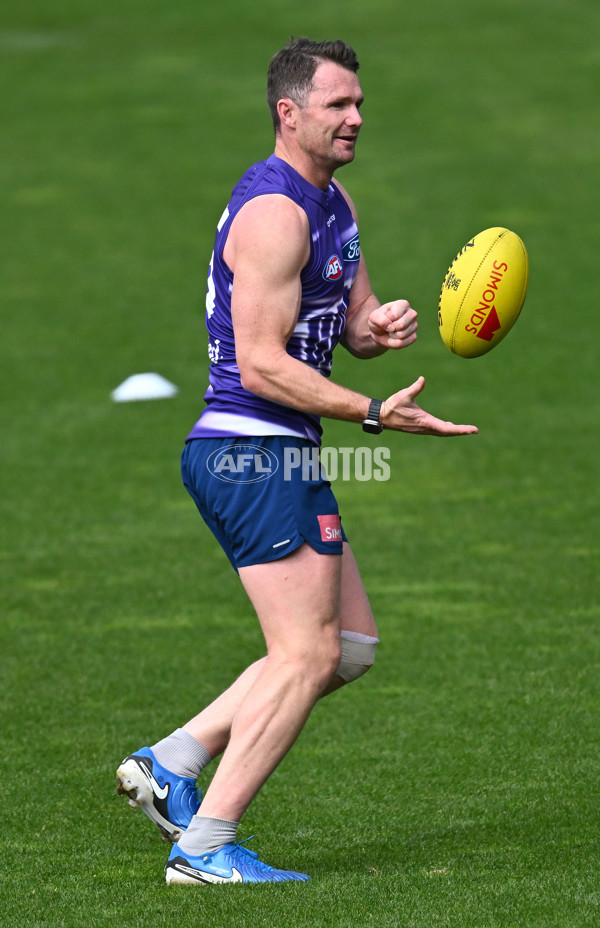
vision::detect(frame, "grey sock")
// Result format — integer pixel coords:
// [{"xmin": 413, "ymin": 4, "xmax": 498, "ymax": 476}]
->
[
  {"xmin": 177, "ymin": 816, "xmax": 239, "ymax": 855},
  {"xmin": 150, "ymin": 728, "xmax": 212, "ymax": 780}
]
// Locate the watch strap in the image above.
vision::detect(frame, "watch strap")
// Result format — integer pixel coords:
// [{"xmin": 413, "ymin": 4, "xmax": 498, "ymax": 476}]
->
[
  {"xmin": 367, "ymin": 399, "xmax": 383, "ymax": 423},
  {"xmin": 362, "ymin": 398, "xmax": 384, "ymax": 433}
]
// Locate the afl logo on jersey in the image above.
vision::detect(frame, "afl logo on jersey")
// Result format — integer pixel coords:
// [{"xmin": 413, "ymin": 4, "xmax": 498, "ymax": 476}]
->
[{"xmin": 323, "ymin": 255, "xmax": 343, "ymax": 281}]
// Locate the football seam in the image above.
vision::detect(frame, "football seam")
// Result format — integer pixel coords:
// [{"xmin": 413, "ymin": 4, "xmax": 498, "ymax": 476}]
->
[{"xmin": 451, "ymin": 231, "xmax": 508, "ymax": 352}]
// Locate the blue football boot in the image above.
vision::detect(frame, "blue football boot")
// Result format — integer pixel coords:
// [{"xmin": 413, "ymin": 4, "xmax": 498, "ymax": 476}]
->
[
  {"xmin": 116, "ymin": 746, "xmax": 200, "ymax": 843},
  {"xmin": 165, "ymin": 838, "xmax": 310, "ymax": 885}
]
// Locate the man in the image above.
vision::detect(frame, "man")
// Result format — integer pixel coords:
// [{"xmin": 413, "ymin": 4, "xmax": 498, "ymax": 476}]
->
[{"xmin": 116, "ymin": 37, "xmax": 477, "ymax": 886}]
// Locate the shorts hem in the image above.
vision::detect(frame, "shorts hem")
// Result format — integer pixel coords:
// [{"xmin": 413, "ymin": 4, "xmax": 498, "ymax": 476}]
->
[{"xmin": 234, "ymin": 534, "xmax": 344, "ymax": 569}]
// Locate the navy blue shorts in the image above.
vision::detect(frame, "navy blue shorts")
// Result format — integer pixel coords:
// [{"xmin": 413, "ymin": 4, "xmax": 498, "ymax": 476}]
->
[{"xmin": 181, "ymin": 436, "xmax": 347, "ymax": 569}]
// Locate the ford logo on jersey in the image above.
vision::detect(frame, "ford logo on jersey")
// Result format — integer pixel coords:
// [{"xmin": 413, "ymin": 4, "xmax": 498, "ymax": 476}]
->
[
  {"xmin": 342, "ymin": 233, "xmax": 360, "ymax": 263},
  {"xmin": 323, "ymin": 254, "xmax": 343, "ymax": 281}
]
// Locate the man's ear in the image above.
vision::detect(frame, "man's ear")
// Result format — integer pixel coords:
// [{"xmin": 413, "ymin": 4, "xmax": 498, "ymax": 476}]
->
[{"xmin": 277, "ymin": 97, "xmax": 298, "ymax": 130}]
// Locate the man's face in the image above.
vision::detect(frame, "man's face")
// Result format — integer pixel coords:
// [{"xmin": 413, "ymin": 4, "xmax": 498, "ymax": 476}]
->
[{"xmin": 294, "ymin": 61, "xmax": 364, "ymax": 173}]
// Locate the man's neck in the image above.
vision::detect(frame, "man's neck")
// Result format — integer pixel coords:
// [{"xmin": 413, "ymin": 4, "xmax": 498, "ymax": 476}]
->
[{"xmin": 273, "ymin": 139, "xmax": 333, "ymax": 191}]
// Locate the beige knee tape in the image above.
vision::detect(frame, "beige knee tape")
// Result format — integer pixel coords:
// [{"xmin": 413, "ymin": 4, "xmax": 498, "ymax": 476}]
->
[{"xmin": 336, "ymin": 631, "xmax": 379, "ymax": 683}]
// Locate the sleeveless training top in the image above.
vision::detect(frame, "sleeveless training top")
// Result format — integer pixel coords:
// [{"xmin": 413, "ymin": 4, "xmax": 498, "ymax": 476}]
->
[{"xmin": 186, "ymin": 154, "xmax": 361, "ymax": 446}]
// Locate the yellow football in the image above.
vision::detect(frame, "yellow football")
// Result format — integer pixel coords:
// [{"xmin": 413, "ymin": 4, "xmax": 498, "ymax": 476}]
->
[{"xmin": 438, "ymin": 227, "xmax": 529, "ymax": 358}]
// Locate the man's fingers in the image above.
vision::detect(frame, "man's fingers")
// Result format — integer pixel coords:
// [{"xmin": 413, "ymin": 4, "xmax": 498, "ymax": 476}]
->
[
  {"xmin": 381, "ymin": 376, "xmax": 478, "ymax": 435},
  {"xmin": 368, "ymin": 300, "xmax": 417, "ymax": 334},
  {"xmin": 404, "ymin": 375, "xmax": 426, "ymax": 400}
]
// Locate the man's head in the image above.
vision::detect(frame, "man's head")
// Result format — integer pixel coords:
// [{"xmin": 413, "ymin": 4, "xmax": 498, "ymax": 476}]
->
[{"xmin": 267, "ymin": 37, "xmax": 360, "ymax": 134}]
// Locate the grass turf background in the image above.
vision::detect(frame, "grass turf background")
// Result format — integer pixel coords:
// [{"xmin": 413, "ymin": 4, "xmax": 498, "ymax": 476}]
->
[{"xmin": 1, "ymin": 0, "xmax": 599, "ymax": 925}]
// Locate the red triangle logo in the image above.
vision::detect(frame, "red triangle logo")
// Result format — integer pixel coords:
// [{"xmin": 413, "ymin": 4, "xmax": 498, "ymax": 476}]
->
[{"xmin": 477, "ymin": 306, "xmax": 501, "ymax": 341}]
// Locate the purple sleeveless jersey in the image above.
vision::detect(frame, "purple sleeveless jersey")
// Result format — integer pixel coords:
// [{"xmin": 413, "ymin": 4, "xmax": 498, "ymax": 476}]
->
[{"xmin": 186, "ymin": 154, "xmax": 361, "ymax": 445}]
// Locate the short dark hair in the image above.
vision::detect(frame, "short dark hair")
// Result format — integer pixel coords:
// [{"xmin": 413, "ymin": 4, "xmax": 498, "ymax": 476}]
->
[{"xmin": 267, "ymin": 37, "xmax": 360, "ymax": 132}]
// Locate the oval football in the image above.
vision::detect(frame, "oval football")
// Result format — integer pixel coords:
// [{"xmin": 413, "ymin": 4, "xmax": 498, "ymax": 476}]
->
[{"xmin": 438, "ymin": 227, "xmax": 529, "ymax": 358}]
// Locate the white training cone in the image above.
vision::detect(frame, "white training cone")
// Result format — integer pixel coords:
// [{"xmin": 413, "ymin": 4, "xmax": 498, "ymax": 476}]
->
[{"xmin": 111, "ymin": 373, "xmax": 179, "ymax": 403}]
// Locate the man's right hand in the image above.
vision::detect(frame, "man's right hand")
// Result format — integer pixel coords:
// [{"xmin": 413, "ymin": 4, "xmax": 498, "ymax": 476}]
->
[{"xmin": 381, "ymin": 376, "xmax": 479, "ymax": 436}]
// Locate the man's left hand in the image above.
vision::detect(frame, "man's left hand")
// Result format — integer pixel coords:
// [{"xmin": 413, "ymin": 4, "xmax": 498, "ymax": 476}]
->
[{"xmin": 367, "ymin": 300, "xmax": 418, "ymax": 349}]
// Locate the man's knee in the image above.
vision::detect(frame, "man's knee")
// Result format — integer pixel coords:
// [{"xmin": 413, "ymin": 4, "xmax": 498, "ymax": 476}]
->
[
  {"xmin": 285, "ymin": 627, "xmax": 341, "ymax": 690},
  {"xmin": 335, "ymin": 630, "xmax": 379, "ymax": 684}
]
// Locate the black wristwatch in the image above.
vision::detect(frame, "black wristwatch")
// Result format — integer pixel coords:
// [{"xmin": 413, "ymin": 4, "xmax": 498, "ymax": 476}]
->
[{"xmin": 362, "ymin": 399, "xmax": 383, "ymax": 434}]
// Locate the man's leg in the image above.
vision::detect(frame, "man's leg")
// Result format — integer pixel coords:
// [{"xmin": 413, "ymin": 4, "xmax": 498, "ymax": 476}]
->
[
  {"xmin": 323, "ymin": 541, "xmax": 379, "ymax": 693},
  {"xmin": 117, "ymin": 542, "xmax": 378, "ymax": 842},
  {"xmin": 339, "ymin": 542, "xmax": 379, "ymax": 638},
  {"xmin": 192, "ymin": 541, "xmax": 342, "ymax": 822},
  {"xmin": 181, "ymin": 659, "xmax": 266, "ymax": 758},
  {"xmin": 164, "ymin": 542, "xmax": 342, "ymax": 883},
  {"xmin": 182, "ymin": 542, "xmax": 378, "ymax": 747}
]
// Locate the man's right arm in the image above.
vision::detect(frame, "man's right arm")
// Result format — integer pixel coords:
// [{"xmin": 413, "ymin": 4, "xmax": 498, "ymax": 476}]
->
[
  {"xmin": 225, "ymin": 195, "xmax": 478, "ymax": 437},
  {"xmin": 226, "ymin": 193, "xmax": 371, "ymax": 423}
]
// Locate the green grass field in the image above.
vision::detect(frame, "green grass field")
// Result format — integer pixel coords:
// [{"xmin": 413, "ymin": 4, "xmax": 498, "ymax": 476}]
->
[{"xmin": 2, "ymin": 0, "xmax": 599, "ymax": 925}]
